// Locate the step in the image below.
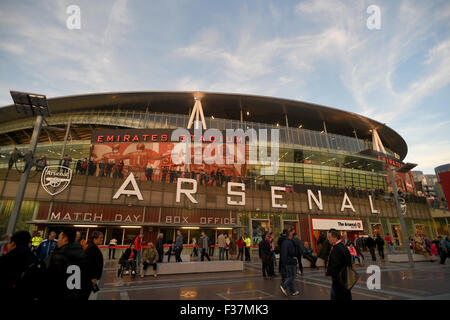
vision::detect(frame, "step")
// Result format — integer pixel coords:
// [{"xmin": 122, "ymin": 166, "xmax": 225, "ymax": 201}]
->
[{"xmin": 144, "ymin": 260, "xmax": 244, "ymax": 275}]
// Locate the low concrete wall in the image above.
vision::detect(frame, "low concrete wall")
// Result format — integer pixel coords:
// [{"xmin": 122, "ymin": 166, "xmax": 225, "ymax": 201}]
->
[
  {"xmin": 144, "ymin": 260, "xmax": 244, "ymax": 276},
  {"xmin": 387, "ymin": 254, "xmax": 437, "ymax": 263}
]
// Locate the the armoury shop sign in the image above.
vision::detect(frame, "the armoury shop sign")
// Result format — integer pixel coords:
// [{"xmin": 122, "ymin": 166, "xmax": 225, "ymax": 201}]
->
[{"xmin": 35, "ymin": 203, "xmax": 238, "ymax": 226}]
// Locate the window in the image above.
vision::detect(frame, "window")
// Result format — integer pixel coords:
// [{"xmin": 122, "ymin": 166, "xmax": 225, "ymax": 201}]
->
[{"xmin": 123, "ymin": 228, "xmax": 141, "ymax": 245}]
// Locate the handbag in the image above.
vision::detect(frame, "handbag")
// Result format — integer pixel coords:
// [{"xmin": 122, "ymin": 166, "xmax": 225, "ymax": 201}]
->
[{"xmin": 338, "ymin": 266, "xmax": 359, "ymax": 290}]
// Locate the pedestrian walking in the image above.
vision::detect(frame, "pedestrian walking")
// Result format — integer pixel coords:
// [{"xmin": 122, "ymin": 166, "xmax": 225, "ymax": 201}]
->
[
  {"xmin": 440, "ymin": 236, "xmax": 450, "ymax": 264},
  {"xmin": 31, "ymin": 231, "xmax": 43, "ymax": 249},
  {"xmin": 75, "ymin": 231, "xmax": 87, "ymax": 251},
  {"xmin": 385, "ymin": 233, "xmax": 394, "ymax": 254},
  {"xmin": 84, "ymin": 231, "xmax": 104, "ymax": 299},
  {"xmin": 191, "ymin": 237, "xmax": 199, "ymax": 258},
  {"xmin": 326, "ymin": 229, "xmax": 353, "ymax": 301},
  {"xmin": 108, "ymin": 238, "xmax": 118, "ymax": 260},
  {"xmin": 348, "ymin": 243, "xmax": 361, "ymax": 266},
  {"xmin": 0, "ymin": 234, "xmax": 9, "ymax": 257},
  {"xmin": 277, "ymin": 229, "xmax": 288, "ymax": 281},
  {"xmin": 432, "ymin": 237, "xmax": 442, "ymax": 257},
  {"xmin": 218, "ymin": 232, "xmax": 226, "ymax": 261},
  {"xmin": 141, "ymin": 242, "xmax": 159, "ymax": 278},
  {"xmin": 317, "ymin": 232, "xmax": 331, "ymax": 267},
  {"xmin": 243, "ymin": 233, "xmax": 251, "ymax": 262},
  {"xmin": 366, "ymin": 235, "xmax": 377, "ymax": 261},
  {"xmin": 0, "ymin": 230, "xmax": 45, "ymax": 300},
  {"xmin": 267, "ymin": 232, "xmax": 277, "ymax": 267},
  {"xmin": 208, "ymin": 236, "xmax": 215, "ymax": 257},
  {"xmin": 292, "ymin": 233, "xmax": 305, "ymax": 275},
  {"xmin": 156, "ymin": 233, "xmax": 164, "ymax": 263},
  {"xmin": 175, "ymin": 230, "xmax": 183, "ymax": 262},
  {"xmin": 258, "ymin": 232, "xmax": 274, "ymax": 279},
  {"xmin": 225, "ymin": 234, "xmax": 230, "ymax": 260},
  {"xmin": 236, "ymin": 237, "xmax": 244, "ymax": 261},
  {"xmin": 45, "ymin": 229, "xmax": 88, "ymax": 300},
  {"xmin": 375, "ymin": 234, "xmax": 385, "ymax": 260},
  {"xmin": 35, "ymin": 231, "xmax": 58, "ymax": 262},
  {"xmin": 279, "ymin": 231, "xmax": 299, "ymax": 296},
  {"xmin": 199, "ymin": 232, "xmax": 211, "ymax": 261}
]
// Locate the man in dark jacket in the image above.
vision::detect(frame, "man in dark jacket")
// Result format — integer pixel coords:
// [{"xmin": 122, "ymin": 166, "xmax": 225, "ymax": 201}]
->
[
  {"xmin": 277, "ymin": 229, "xmax": 288, "ymax": 281},
  {"xmin": 326, "ymin": 229, "xmax": 352, "ymax": 301},
  {"xmin": 83, "ymin": 231, "xmax": 104, "ymax": 299},
  {"xmin": 258, "ymin": 232, "xmax": 274, "ymax": 279},
  {"xmin": 45, "ymin": 229, "xmax": 89, "ymax": 300},
  {"xmin": 156, "ymin": 233, "xmax": 164, "ymax": 263},
  {"xmin": 292, "ymin": 233, "xmax": 305, "ymax": 275},
  {"xmin": 317, "ymin": 235, "xmax": 331, "ymax": 262},
  {"xmin": 366, "ymin": 235, "xmax": 377, "ymax": 261},
  {"xmin": 0, "ymin": 230, "xmax": 44, "ymax": 300},
  {"xmin": 375, "ymin": 234, "xmax": 385, "ymax": 260},
  {"xmin": 175, "ymin": 230, "xmax": 184, "ymax": 262},
  {"xmin": 279, "ymin": 231, "xmax": 299, "ymax": 296}
]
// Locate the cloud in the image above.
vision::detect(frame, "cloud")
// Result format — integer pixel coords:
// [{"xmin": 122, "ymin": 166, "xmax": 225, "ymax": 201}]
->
[{"xmin": 0, "ymin": 0, "xmax": 135, "ymax": 104}]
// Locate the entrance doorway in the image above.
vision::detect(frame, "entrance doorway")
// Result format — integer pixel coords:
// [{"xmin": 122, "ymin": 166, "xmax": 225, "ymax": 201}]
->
[
  {"xmin": 391, "ymin": 224, "xmax": 403, "ymax": 246},
  {"xmin": 415, "ymin": 224, "xmax": 425, "ymax": 236},
  {"xmin": 371, "ymin": 223, "xmax": 383, "ymax": 236},
  {"xmin": 283, "ymin": 220, "xmax": 299, "ymax": 236}
]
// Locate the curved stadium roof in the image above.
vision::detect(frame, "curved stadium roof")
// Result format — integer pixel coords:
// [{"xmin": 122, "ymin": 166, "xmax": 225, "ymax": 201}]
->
[{"xmin": 0, "ymin": 91, "xmax": 407, "ymax": 160}]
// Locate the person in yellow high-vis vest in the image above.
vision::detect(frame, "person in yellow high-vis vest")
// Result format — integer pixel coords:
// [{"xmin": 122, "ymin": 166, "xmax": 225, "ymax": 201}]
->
[
  {"xmin": 32, "ymin": 232, "xmax": 43, "ymax": 248},
  {"xmin": 243, "ymin": 233, "xmax": 251, "ymax": 261}
]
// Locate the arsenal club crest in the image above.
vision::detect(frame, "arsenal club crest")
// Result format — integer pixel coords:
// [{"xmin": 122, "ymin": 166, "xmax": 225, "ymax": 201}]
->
[{"xmin": 41, "ymin": 165, "xmax": 72, "ymax": 196}]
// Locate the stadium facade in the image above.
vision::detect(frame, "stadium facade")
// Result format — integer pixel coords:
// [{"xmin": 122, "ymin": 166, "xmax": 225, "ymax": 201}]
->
[{"xmin": 0, "ymin": 91, "xmax": 436, "ymax": 253}]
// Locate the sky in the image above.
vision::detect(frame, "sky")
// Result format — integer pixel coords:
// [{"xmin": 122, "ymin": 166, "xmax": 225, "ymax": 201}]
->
[{"xmin": 0, "ymin": 0, "xmax": 449, "ymax": 174}]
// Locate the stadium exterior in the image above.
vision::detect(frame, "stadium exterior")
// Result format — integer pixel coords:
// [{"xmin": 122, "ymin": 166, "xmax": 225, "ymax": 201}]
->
[{"xmin": 0, "ymin": 91, "xmax": 435, "ymax": 255}]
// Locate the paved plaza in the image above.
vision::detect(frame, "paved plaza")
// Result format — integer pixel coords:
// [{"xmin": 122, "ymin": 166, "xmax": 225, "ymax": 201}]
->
[{"xmin": 94, "ymin": 259, "xmax": 450, "ymax": 300}]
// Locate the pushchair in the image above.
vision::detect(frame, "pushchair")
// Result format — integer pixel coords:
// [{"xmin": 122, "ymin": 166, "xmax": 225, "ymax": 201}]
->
[{"xmin": 117, "ymin": 253, "xmax": 137, "ymax": 278}]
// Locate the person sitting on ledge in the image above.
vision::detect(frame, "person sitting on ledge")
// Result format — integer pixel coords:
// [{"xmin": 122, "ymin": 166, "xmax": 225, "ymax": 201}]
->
[{"xmin": 141, "ymin": 242, "xmax": 158, "ymax": 278}]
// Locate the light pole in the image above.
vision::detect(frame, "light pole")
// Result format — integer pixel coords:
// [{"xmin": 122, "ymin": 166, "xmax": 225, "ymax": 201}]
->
[
  {"xmin": 6, "ymin": 91, "xmax": 50, "ymax": 235},
  {"xmin": 388, "ymin": 162, "xmax": 417, "ymax": 268}
]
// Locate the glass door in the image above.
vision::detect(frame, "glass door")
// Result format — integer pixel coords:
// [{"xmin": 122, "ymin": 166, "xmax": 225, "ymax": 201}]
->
[{"xmin": 391, "ymin": 224, "xmax": 402, "ymax": 246}]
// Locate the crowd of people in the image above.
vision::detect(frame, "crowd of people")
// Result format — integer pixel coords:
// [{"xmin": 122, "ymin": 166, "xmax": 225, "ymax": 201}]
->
[
  {"xmin": 2, "ymin": 225, "xmax": 449, "ymax": 301},
  {"xmin": 408, "ymin": 233, "xmax": 450, "ymax": 264},
  {"xmin": 0, "ymin": 229, "xmax": 104, "ymax": 300}
]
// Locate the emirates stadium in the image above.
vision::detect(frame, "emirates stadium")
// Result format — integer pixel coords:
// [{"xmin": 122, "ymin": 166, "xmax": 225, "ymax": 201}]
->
[{"xmin": 0, "ymin": 91, "xmax": 434, "ymax": 256}]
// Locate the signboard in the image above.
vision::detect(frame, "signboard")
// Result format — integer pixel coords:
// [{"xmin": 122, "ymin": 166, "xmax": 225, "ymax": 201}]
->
[
  {"xmin": 41, "ymin": 166, "xmax": 72, "ymax": 196},
  {"xmin": 311, "ymin": 218, "xmax": 364, "ymax": 231}
]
